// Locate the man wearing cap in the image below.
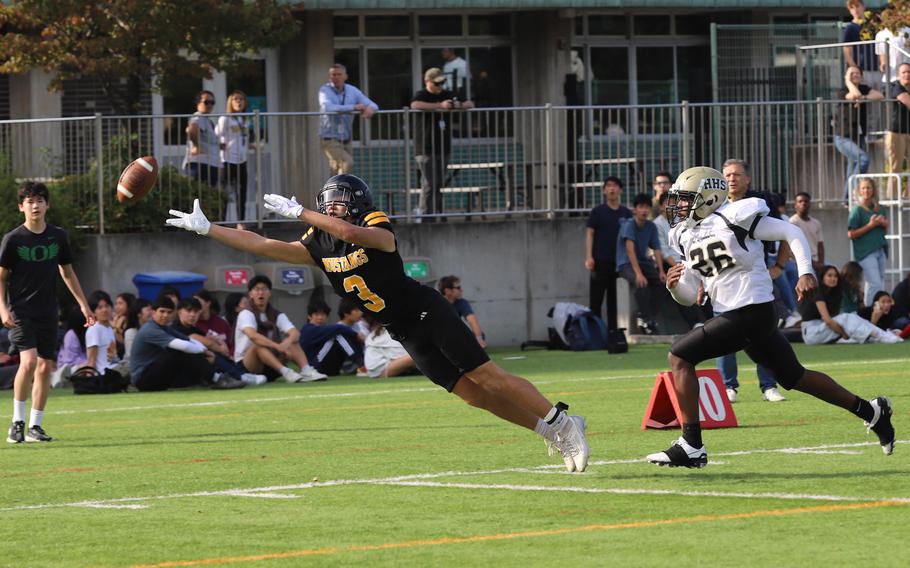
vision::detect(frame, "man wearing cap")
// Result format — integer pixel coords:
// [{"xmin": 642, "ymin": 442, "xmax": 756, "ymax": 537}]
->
[
  {"xmin": 318, "ymin": 63, "xmax": 379, "ymax": 175},
  {"xmin": 410, "ymin": 67, "xmax": 475, "ymax": 219}
]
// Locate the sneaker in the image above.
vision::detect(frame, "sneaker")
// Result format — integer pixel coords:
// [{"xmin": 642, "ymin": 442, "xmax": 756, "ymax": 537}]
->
[
  {"xmin": 636, "ymin": 317, "xmax": 652, "ymax": 335},
  {"xmin": 646, "ymin": 436, "xmax": 707, "ymax": 468},
  {"xmin": 210, "ymin": 375, "xmax": 246, "ymax": 390},
  {"xmin": 25, "ymin": 425, "xmax": 53, "ymax": 443},
  {"xmin": 726, "ymin": 388, "xmax": 737, "ymax": 403},
  {"xmin": 6, "ymin": 421, "xmax": 24, "ymax": 444},
  {"xmin": 298, "ymin": 365, "xmax": 329, "ymax": 383},
  {"xmin": 279, "ymin": 369, "xmax": 303, "ymax": 383},
  {"xmin": 865, "ymin": 396, "xmax": 895, "ymax": 456},
  {"xmin": 784, "ymin": 312, "xmax": 802, "ymax": 328},
  {"xmin": 240, "ymin": 373, "xmax": 268, "ymax": 386},
  {"xmin": 50, "ymin": 364, "xmax": 73, "ymax": 388},
  {"xmin": 762, "ymin": 387, "xmax": 787, "ymax": 402},
  {"xmin": 356, "ymin": 366, "xmax": 369, "ymax": 378},
  {"xmin": 549, "ymin": 414, "xmax": 590, "ymax": 473}
]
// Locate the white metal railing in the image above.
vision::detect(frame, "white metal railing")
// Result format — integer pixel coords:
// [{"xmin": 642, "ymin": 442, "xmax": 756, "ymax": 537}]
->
[{"xmin": 0, "ymin": 100, "xmax": 906, "ymax": 232}]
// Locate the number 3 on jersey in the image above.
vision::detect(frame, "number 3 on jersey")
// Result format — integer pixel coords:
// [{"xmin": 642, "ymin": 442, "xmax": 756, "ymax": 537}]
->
[
  {"xmin": 343, "ymin": 275, "xmax": 386, "ymax": 312},
  {"xmin": 689, "ymin": 240, "xmax": 734, "ymax": 277}
]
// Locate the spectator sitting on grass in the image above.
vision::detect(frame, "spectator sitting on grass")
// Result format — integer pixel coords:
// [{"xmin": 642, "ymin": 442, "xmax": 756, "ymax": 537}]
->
[
  {"xmin": 193, "ymin": 289, "xmax": 234, "ymax": 356},
  {"xmin": 112, "ymin": 292, "xmax": 135, "ymax": 358},
  {"xmin": 155, "ymin": 285, "xmax": 181, "ymax": 308},
  {"xmin": 299, "ymin": 300, "xmax": 363, "ymax": 377},
  {"xmin": 51, "ymin": 306, "xmax": 88, "ymax": 388},
  {"xmin": 171, "ymin": 297, "xmax": 266, "ymax": 386},
  {"xmin": 234, "ymin": 275, "xmax": 327, "ymax": 383},
  {"xmin": 129, "ymin": 297, "xmax": 245, "ymax": 392},
  {"xmin": 122, "ymin": 298, "xmax": 152, "ymax": 368},
  {"xmin": 85, "ymin": 290, "xmax": 128, "ymax": 379},
  {"xmin": 337, "ymin": 296, "xmax": 369, "ymax": 339},
  {"xmin": 840, "ymin": 261, "xmax": 865, "ymax": 313},
  {"xmin": 363, "ymin": 314, "xmax": 418, "ymax": 379},
  {"xmin": 858, "ymin": 291, "xmax": 899, "ymax": 331}
]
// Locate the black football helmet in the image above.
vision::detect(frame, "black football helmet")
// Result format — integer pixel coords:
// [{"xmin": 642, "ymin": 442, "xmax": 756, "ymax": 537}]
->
[{"xmin": 316, "ymin": 174, "xmax": 374, "ymax": 219}]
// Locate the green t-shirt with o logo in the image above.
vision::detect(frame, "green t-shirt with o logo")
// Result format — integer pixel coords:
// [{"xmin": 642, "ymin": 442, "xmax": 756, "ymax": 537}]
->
[{"xmin": 0, "ymin": 224, "xmax": 73, "ymax": 322}]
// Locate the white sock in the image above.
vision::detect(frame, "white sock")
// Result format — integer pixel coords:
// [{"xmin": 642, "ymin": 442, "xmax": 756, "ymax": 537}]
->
[
  {"xmin": 12, "ymin": 399, "xmax": 27, "ymax": 423},
  {"xmin": 29, "ymin": 408, "xmax": 43, "ymax": 428},
  {"xmin": 534, "ymin": 418, "xmax": 556, "ymax": 440},
  {"xmin": 280, "ymin": 366, "xmax": 293, "ymax": 376}
]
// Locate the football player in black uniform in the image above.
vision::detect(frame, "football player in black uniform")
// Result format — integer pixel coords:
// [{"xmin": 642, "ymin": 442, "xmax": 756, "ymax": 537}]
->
[{"xmin": 167, "ymin": 174, "xmax": 590, "ymax": 472}]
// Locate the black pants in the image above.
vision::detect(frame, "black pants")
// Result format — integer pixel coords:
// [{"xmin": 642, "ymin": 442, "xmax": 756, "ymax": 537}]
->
[
  {"xmin": 222, "ymin": 162, "xmax": 248, "ymax": 221},
  {"xmin": 134, "ymin": 350, "xmax": 214, "ymax": 392},
  {"xmin": 619, "ymin": 263, "xmax": 661, "ymax": 322},
  {"xmin": 589, "ymin": 260, "xmax": 619, "ymax": 331},
  {"xmin": 416, "ymin": 153, "xmax": 449, "ymax": 215}
]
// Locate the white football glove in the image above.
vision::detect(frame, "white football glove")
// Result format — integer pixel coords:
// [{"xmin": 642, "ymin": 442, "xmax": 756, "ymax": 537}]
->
[
  {"xmin": 166, "ymin": 198, "xmax": 211, "ymax": 236},
  {"xmin": 263, "ymin": 194, "xmax": 304, "ymax": 219}
]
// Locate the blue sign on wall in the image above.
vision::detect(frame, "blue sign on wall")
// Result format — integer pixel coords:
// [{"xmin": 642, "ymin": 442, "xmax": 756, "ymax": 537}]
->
[{"xmin": 281, "ymin": 268, "xmax": 306, "ymax": 286}]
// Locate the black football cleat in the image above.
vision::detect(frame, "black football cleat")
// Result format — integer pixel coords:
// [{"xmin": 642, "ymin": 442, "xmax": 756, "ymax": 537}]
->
[
  {"xmin": 865, "ymin": 396, "xmax": 895, "ymax": 456},
  {"xmin": 25, "ymin": 425, "xmax": 53, "ymax": 443},
  {"xmin": 7, "ymin": 421, "xmax": 25, "ymax": 444}
]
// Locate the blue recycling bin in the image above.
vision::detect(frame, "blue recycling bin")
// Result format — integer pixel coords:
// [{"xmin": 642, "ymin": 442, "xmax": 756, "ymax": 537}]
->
[{"xmin": 132, "ymin": 271, "xmax": 208, "ymax": 301}]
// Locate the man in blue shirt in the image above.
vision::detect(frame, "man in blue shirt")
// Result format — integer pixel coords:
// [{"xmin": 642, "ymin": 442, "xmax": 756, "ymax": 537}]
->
[
  {"xmin": 439, "ymin": 275, "xmax": 486, "ymax": 348},
  {"xmin": 298, "ymin": 300, "xmax": 362, "ymax": 377},
  {"xmin": 585, "ymin": 176, "xmax": 633, "ymax": 331},
  {"xmin": 842, "ymin": 0, "xmax": 879, "ymax": 84},
  {"xmin": 616, "ymin": 193, "xmax": 665, "ymax": 335},
  {"xmin": 318, "ymin": 63, "xmax": 379, "ymax": 175}
]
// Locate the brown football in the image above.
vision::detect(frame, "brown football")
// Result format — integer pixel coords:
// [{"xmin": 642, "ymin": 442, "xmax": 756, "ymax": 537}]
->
[{"xmin": 116, "ymin": 156, "xmax": 158, "ymax": 204}]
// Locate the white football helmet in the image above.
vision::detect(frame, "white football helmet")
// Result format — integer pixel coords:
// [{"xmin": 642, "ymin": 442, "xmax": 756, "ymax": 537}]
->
[{"xmin": 666, "ymin": 166, "xmax": 728, "ymax": 228}]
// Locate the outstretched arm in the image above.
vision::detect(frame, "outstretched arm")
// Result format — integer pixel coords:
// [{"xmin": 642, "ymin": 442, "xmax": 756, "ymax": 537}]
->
[
  {"xmin": 167, "ymin": 199, "xmax": 316, "ymax": 265},
  {"xmin": 263, "ymin": 194, "xmax": 396, "ymax": 252},
  {"xmin": 753, "ymin": 216, "xmax": 817, "ymax": 301}
]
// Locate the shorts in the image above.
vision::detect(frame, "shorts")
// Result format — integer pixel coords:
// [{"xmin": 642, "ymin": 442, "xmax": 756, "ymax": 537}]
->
[
  {"xmin": 386, "ymin": 288, "xmax": 490, "ymax": 392},
  {"xmin": 8, "ymin": 317, "xmax": 59, "ymax": 360},
  {"xmin": 670, "ymin": 302, "xmax": 805, "ymax": 389}
]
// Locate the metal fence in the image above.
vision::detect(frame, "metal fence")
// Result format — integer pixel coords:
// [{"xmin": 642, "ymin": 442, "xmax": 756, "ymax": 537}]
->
[{"xmin": 0, "ymin": 99, "xmax": 906, "ymax": 231}]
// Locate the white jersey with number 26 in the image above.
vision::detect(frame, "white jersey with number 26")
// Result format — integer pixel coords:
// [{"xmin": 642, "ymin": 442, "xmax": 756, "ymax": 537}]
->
[{"xmin": 669, "ymin": 197, "xmax": 773, "ymax": 313}]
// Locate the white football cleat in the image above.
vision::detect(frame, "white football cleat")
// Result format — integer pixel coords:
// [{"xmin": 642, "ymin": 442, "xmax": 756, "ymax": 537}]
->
[
  {"xmin": 726, "ymin": 388, "xmax": 737, "ymax": 403},
  {"xmin": 550, "ymin": 414, "xmax": 590, "ymax": 473}
]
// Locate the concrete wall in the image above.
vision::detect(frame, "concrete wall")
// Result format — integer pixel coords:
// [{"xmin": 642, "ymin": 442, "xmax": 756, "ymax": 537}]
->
[
  {"xmin": 74, "ymin": 217, "xmax": 637, "ymax": 346},
  {"xmin": 74, "ymin": 206, "xmax": 870, "ymax": 346}
]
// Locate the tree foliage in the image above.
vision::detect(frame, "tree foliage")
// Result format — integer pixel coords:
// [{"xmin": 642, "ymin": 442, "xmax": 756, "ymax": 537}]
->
[{"xmin": 0, "ymin": 0, "xmax": 300, "ymax": 114}]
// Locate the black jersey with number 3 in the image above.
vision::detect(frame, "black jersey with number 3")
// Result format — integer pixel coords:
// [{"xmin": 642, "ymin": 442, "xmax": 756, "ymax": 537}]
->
[{"xmin": 301, "ymin": 210, "xmax": 427, "ymax": 325}]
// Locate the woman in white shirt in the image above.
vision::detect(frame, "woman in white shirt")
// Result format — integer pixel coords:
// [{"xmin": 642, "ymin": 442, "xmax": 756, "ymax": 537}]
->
[{"xmin": 216, "ymin": 90, "xmax": 250, "ymax": 224}]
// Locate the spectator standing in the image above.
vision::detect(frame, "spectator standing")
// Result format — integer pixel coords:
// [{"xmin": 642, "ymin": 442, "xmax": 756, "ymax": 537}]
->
[
  {"xmin": 441, "ymin": 48, "xmax": 469, "ymax": 99},
  {"xmin": 318, "ymin": 64, "xmax": 378, "ymax": 176},
  {"xmin": 842, "ymin": 1, "xmax": 879, "ymax": 85},
  {"xmin": 650, "ymin": 171, "xmax": 673, "ymax": 220},
  {"xmin": 217, "ymin": 90, "xmax": 251, "ymax": 224},
  {"xmin": 585, "ymin": 176, "xmax": 633, "ymax": 331},
  {"xmin": 789, "ymin": 192, "xmax": 826, "ymax": 274},
  {"xmin": 834, "ymin": 66, "xmax": 883, "ymax": 203},
  {"xmin": 886, "ymin": 63, "xmax": 910, "ymax": 197},
  {"xmin": 848, "ymin": 177, "xmax": 889, "ymax": 301},
  {"xmin": 875, "ymin": 24, "xmax": 910, "ymax": 85},
  {"xmin": 184, "ymin": 90, "xmax": 221, "ymax": 188},
  {"xmin": 616, "ymin": 193, "xmax": 666, "ymax": 335},
  {"xmin": 439, "ymin": 275, "xmax": 486, "ymax": 347},
  {"xmin": 234, "ymin": 275, "xmax": 327, "ymax": 383},
  {"xmin": 1, "ymin": 182, "xmax": 94, "ymax": 444},
  {"xmin": 298, "ymin": 300, "xmax": 363, "ymax": 377},
  {"xmin": 716, "ymin": 160, "xmax": 786, "ymax": 403},
  {"xmin": 410, "ymin": 67, "xmax": 475, "ymax": 219}
]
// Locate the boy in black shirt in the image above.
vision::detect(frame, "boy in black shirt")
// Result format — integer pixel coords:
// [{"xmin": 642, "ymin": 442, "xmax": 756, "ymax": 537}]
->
[
  {"xmin": 167, "ymin": 174, "xmax": 591, "ymax": 472},
  {"xmin": 0, "ymin": 182, "xmax": 94, "ymax": 443}
]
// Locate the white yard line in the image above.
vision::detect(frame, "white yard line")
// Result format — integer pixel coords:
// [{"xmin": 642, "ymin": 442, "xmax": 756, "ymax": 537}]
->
[{"xmin": 1, "ymin": 440, "xmax": 905, "ymax": 513}]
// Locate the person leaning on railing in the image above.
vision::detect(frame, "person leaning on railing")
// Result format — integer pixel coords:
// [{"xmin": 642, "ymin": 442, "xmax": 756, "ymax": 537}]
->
[
  {"xmin": 886, "ymin": 62, "xmax": 910, "ymax": 198},
  {"xmin": 318, "ymin": 63, "xmax": 378, "ymax": 176},
  {"xmin": 834, "ymin": 66, "xmax": 883, "ymax": 205}
]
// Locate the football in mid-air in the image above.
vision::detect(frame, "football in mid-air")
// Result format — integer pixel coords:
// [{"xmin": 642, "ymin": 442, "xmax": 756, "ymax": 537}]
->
[{"xmin": 116, "ymin": 156, "xmax": 158, "ymax": 204}]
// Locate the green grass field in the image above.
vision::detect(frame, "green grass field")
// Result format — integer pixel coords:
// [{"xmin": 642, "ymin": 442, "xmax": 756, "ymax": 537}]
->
[{"xmin": 1, "ymin": 343, "xmax": 908, "ymax": 567}]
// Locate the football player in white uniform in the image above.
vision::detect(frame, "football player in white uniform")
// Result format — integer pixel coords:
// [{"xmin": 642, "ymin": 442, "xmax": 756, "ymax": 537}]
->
[{"xmin": 646, "ymin": 166, "xmax": 895, "ymax": 468}]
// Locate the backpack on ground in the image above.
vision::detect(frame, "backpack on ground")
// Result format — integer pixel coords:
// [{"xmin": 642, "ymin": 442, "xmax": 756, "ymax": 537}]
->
[
  {"xmin": 564, "ymin": 310, "xmax": 610, "ymax": 351},
  {"xmin": 70, "ymin": 366, "xmax": 130, "ymax": 395}
]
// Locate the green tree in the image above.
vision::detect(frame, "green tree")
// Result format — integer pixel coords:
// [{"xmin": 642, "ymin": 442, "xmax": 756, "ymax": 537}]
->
[{"xmin": 0, "ymin": 0, "xmax": 300, "ymax": 114}]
